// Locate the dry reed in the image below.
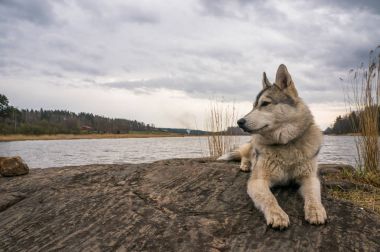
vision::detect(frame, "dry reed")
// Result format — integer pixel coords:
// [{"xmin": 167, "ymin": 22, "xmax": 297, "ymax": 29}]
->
[
  {"xmin": 345, "ymin": 46, "xmax": 380, "ymax": 174},
  {"xmin": 206, "ymin": 100, "xmax": 239, "ymax": 158}
]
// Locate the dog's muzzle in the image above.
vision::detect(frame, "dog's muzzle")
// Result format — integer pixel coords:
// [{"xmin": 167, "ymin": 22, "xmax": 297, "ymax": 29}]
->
[
  {"xmin": 237, "ymin": 118, "xmax": 268, "ymax": 133},
  {"xmin": 237, "ymin": 118, "xmax": 248, "ymax": 131}
]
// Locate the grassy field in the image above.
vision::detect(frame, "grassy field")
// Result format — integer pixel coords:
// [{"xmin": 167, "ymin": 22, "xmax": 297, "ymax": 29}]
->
[{"xmin": 0, "ymin": 132, "xmax": 184, "ymax": 142}]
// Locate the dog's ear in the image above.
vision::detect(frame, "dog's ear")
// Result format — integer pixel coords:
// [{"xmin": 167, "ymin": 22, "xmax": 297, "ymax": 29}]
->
[
  {"xmin": 275, "ymin": 64, "xmax": 298, "ymax": 97},
  {"xmin": 262, "ymin": 72, "xmax": 271, "ymax": 89}
]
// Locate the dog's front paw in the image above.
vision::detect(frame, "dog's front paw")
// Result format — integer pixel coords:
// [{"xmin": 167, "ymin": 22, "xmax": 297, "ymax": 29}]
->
[
  {"xmin": 240, "ymin": 162, "xmax": 250, "ymax": 172},
  {"xmin": 305, "ymin": 203, "xmax": 327, "ymax": 225},
  {"xmin": 265, "ymin": 206, "xmax": 290, "ymax": 229}
]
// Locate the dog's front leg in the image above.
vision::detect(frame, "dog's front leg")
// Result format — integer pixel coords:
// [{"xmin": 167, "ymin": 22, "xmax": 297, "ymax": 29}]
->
[
  {"xmin": 247, "ymin": 177, "xmax": 289, "ymax": 229},
  {"xmin": 240, "ymin": 156, "xmax": 251, "ymax": 172},
  {"xmin": 239, "ymin": 142, "xmax": 254, "ymax": 172},
  {"xmin": 300, "ymin": 176, "xmax": 327, "ymax": 224}
]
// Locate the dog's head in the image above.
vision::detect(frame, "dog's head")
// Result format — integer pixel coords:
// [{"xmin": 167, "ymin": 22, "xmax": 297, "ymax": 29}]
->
[{"xmin": 238, "ymin": 64, "xmax": 312, "ymax": 143}]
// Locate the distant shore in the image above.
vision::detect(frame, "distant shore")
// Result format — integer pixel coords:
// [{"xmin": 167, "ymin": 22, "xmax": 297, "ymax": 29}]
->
[
  {"xmin": 0, "ymin": 133, "xmax": 355, "ymax": 142},
  {"xmin": 0, "ymin": 133, "xmax": 188, "ymax": 142}
]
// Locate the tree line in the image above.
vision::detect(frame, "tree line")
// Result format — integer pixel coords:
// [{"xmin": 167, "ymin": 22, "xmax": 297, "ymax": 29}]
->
[
  {"xmin": 324, "ymin": 109, "xmax": 380, "ymax": 135},
  {"xmin": 0, "ymin": 94, "xmax": 155, "ymax": 135}
]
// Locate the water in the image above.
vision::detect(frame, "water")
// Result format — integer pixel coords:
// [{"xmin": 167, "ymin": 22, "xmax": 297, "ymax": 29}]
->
[{"xmin": 0, "ymin": 135, "xmax": 357, "ymax": 169}]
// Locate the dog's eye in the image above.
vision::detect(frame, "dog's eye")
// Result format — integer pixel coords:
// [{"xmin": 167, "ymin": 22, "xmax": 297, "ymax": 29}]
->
[{"xmin": 261, "ymin": 101, "xmax": 271, "ymax": 107}]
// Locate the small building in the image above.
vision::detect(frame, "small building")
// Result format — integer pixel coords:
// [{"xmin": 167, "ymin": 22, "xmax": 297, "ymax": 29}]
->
[{"xmin": 80, "ymin": 125, "xmax": 93, "ymax": 131}]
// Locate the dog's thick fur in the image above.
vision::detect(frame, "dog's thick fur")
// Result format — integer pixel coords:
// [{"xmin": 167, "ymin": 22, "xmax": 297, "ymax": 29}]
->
[{"xmin": 219, "ymin": 64, "xmax": 326, "ymax": 229}]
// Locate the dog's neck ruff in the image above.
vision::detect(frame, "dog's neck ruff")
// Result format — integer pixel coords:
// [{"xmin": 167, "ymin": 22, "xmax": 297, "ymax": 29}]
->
[
  {"xmin": 258, "ymin": 118, "xmax": 313, "ymax": 146},
  {"xmin": 257, "ymin": 121, "xmax": 321, "ymax": 160},
  {"xmin": 270, "ymin": 122, "xmax": 313, "ymax": 146}
]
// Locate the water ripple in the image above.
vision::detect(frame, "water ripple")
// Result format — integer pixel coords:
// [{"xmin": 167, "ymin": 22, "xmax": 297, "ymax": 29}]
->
[{"xmin": 0, "ymin": 136, "xmax": 357, "ymax": 169}]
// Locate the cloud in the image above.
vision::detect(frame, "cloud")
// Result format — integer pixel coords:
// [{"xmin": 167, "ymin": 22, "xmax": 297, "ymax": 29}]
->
[
  {"xmin": 118, "ymin": 5, "xmax": 160, "ymax": 24},
  {"xmin": 0, "ymin": 0, "xmax": 58, "ymax": 25},
  {"xmin": 318, "ymin": 0, "xmax": 380, "ymax": 13},
  {"xmin": 103, "ymin": 76, "xmax": 255, "ymax": 101},
  {"xmin": 75, "ymin": 1, "xmax": 160, "ymax": 25},
  {"xmin": 0, "ymin": 0, "xmax": 379, "ymax": 128},
  {"xmin": 53, "ymin": 59, "xmax": 106, "ymax": 76}
]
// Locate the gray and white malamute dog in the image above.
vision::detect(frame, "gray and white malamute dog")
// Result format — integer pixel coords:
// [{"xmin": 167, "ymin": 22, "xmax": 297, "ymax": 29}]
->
[{"xmin": 219, "ymin": 64, "xmax": 326, "ymax": 229}]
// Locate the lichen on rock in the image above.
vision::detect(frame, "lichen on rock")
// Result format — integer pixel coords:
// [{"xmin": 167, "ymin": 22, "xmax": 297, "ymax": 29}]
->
[{"xmin": 0, "ymin": 156, "xmax": 29, "ymax": 177}]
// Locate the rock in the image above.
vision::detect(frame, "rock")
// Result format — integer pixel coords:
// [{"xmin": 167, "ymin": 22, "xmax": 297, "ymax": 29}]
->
[
  {"xmin": 0, "ymin": 156, "xmax": 29, "ymax": 177},
  {"xmin": 318, "ymin": 163, "xmax": 355, "ymax": 175},
  {"xmin": 324, "ymin": 180, "xmax": 377, "ymax": 192},
  {"xmin": 0, "ymin": 159, "xmax": 379, "ymax": 251},
  {"xmin": 116, "ymin": 180, "xmax": 126, "ymax": 186},
  {"xmin": 0, "ymin": 192, "xmax": 27, "ymax": 212},
  {"xmin": 319, "ymin": 163, "xmax": 377, "ymax": 192},
  {"xmin": 324, "ymin": 181, "xmax": 359, "ymax": 191}
]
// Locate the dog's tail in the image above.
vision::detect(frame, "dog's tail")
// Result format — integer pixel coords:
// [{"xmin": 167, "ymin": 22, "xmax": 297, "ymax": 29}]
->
[
  {"xmin": 217, "ymin": 150, "xmax": 241, "ymax": 161},
  {"xmin": 217, "ymin": 142, "xmax": 253, "ymax": 161}
]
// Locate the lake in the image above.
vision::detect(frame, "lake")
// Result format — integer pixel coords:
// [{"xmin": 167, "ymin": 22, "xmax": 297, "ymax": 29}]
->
[{"xmin": 0, "ymin": 135, "xmax": 357, "ymax": 169}]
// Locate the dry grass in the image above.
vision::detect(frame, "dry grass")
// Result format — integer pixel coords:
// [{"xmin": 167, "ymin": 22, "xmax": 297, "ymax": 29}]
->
[
  {"xmin": 0, "ymin": 133, "xmax": 183, "ymax": 142},
  {"xmin": 323, "ymin": 167, "xmax": 380, "ymax": 215},
  {"xmin": 326, "ymin": 167, "xmax": 380, "ymax": 188},
  {"xmin": 328, "ymin": 189, "xmax": 380, "ymax": 215},
  {"xmin": 344, "ymin": 46, "xmax": 380, "ymax": 174},
  {"xmin": 323, "ymin": 165, "xmax": 380, "ymax": 217},
  {"xmin": 343, "ymin": 169, "xmax": 380, "ymax": 187},
  {"xmin": 206, "ymin": 100, "xmax": 239, "ymax": 158},
  {"xmin": 333, "ymin": 47, "xmax": 380, "ymax": 214}
]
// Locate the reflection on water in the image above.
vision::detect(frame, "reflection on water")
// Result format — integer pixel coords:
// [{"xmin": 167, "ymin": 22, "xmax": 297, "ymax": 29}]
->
[{"xmin": 0, "ymin": 135, "xmax": 357, "ymax": 169}]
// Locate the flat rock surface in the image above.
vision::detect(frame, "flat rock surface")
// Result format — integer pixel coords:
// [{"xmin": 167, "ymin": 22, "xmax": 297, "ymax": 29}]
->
[{"xmin": 0, "ymin": 159, "xmax": 379, "ymax": 251}]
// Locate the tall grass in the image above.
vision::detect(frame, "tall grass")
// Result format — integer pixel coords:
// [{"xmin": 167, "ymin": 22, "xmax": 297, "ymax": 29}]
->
[
  {"xmin": 345, "ymin": 46, "xmax": 380, "ymax": 174},
  {"xmin": 206, "ymin": 100, "xmax": 239, "ymax": 158}
]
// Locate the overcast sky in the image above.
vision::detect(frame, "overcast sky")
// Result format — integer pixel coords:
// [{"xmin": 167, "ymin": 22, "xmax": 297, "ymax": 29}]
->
[{"xmin": 1, "ymin": 0, "xmax": 380, "ymax": 130}]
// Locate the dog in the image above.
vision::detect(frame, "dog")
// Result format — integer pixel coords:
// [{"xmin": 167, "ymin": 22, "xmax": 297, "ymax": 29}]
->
[{"xmin": 219, "ymin": 64, "xmax": 327, "ymax": 229}]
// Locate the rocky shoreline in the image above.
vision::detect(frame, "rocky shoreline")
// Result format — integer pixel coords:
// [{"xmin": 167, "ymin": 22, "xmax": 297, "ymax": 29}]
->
[{"xmin": 1, "ymin": 158, "xmax": 379, "ymax": 251}]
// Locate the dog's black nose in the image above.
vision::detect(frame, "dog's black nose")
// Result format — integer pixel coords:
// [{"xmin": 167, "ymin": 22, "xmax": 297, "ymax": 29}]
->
[{"xmin": 237, "ymin": 118, "xmax": 246, "ymax": 126}]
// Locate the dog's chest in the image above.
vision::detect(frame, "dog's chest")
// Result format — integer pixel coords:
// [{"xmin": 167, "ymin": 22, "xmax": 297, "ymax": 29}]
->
[{"xmin": 253, "ymin": 144, "xmax": 316, "ymax": 182}]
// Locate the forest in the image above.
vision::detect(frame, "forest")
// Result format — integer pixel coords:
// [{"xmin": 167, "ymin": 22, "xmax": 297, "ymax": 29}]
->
[
  {"xmin": 324, "ymin": 109, "xmax": 380, "ymax": 135},
  {"xmin": 0, "ymin": 94, "xmax": 155, "ymax": 135}
]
